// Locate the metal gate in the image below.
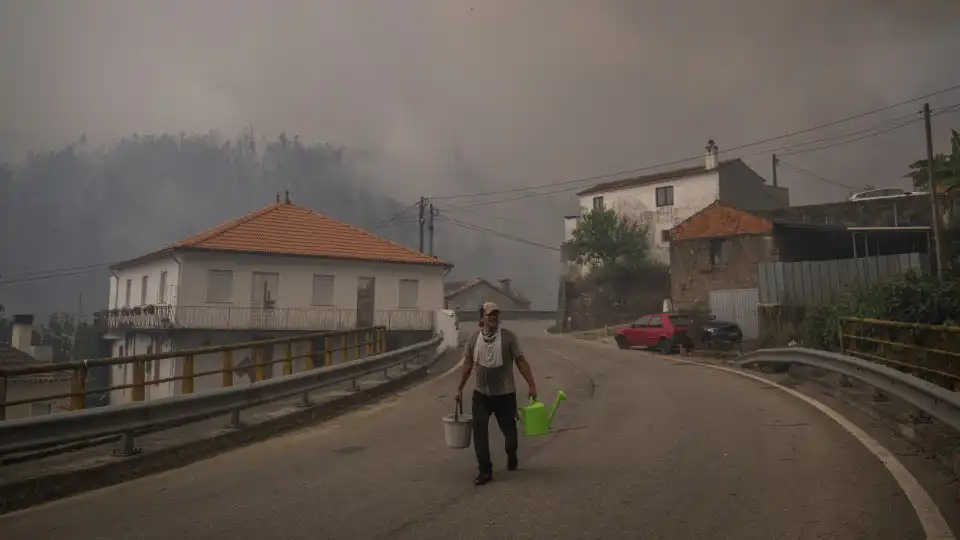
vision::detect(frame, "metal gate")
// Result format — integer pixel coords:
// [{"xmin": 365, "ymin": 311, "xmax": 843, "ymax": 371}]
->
[{"xmin": 708, "ymin": 288, "xmax": 759, "ymax": 340}]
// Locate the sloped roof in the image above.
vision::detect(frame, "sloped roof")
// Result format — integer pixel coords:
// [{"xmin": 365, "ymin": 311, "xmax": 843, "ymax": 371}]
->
[
  {"xmin": 113, "ymin": 202, "xmax": 451, "ymax": 268},
  {"xmin": 0, "ymin": 342, "xmax": 39, "ymax": 368},
  {"xmin": 444, "ymin": 277, "xmax": 530, "ymax": 305},
  {"xmin": 577, "ymin": 159, "xmax": 746, "ymax": 197}
]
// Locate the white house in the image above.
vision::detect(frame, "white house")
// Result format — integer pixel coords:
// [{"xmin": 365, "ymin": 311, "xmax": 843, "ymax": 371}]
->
[
  {"xmin": 567, "ymin": 140, "xmax": 790, "ymax": 266},
  {"xmin": 104, "ymin": 196, "xmax": 451, "ymax": 403}
]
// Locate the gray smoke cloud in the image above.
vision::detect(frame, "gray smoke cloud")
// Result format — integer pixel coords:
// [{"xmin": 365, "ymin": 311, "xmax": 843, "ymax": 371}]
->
[{"xmin": 1, "ymin": 0, "xmax": 959, "ymax": 312}]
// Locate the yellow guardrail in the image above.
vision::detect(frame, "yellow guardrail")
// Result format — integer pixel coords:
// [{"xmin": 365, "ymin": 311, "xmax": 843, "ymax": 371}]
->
[
  {"xmin": 838, "ymin": 317, "xmax": 960, "ymax": 390},
  {"xmin": 0, "ymin": 326, "xmax": 385, "ymax": 421}
]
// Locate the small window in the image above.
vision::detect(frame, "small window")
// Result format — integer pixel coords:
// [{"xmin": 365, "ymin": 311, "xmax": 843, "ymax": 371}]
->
[
  {"xmin": 158, "ymin": 271, "xmax": 168, "ymax": 303},
  {"xmin": 312, "ymin": 274, "xmax": 335, "ymax": 306},
  {"xmin": 709, "ymin": 238, "xmax": 725, "ymax": 266},
  {"xmin": 141, "ymin": 275, "xmax": 149, "ymax": 305},
  {"xmin": 648, "ymin": 316, "xmax": 663, "ymax": 327},
  {"xmin": 634, "ymin": 316, "xmax": 651, "ymax": 328},
  {"xmin": 124, "ymin": 279, "xmax": 132, "ymax": 307},
  {"xmin": 206, "ymin": 270, "xmax": 234, "ymax": 303},
  {"xmin": 592, "ymin": 196, "xmax": 604, "ymax": 211},
  {"xmin": 656, "ymin": 186, "xmax": 674, "ymax": 207},
  {"xmin": 661, "ymin": 230, "xmax": 671, "ymax": 243},
  {"xmin": 398, "ymin": 279, "xmax": 419, "ymax": 309}
]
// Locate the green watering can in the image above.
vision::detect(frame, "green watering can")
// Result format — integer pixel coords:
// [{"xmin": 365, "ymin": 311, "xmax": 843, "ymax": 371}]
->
[{"xmin": 518, "ymin": 390, "xmax": 567, "ymax": 436}]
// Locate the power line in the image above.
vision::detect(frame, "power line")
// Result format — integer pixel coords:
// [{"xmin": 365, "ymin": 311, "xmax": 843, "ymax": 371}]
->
[
  {"xmin": 776, "ymin": 160, "xmax": 857, "ymax": 191},
  {"xmin": 436, "ymin": 214, "xmax": 560, "ymax": 252},
  {"xmin": 0, "ymin": 265, "xmax": 108, "ymax": 285},
  {"xmin": 429, "ymin": 83, "xmax": 960, "ymax": 206}
]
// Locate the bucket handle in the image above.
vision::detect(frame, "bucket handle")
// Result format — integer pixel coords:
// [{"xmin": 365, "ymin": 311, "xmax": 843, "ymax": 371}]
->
[{"xmin": 454, "ymin": 394, "xmax": 463, "ymax": 421}]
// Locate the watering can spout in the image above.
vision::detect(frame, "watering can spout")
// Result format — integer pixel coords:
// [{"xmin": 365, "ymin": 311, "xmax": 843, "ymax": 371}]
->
[{"xmin": 547, "ymin": 390, "xmax": 567, "ymax": 428}]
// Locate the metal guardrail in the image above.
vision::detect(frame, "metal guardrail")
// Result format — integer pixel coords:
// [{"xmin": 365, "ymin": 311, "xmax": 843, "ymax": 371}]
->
[
  {"xmin": 838, "ymin": 317, "xmax": 960, "ymax": 391},
  {"xmin": 0, "ymin": 336, "xmax": 441, "ymax": 457},
  {"xmin": 0, "ymin": 326, "xmax": 386, "ymax": 421},
  {"xmin": 735, "ymin": 347, "xmax": 960, "ymax": 433}
]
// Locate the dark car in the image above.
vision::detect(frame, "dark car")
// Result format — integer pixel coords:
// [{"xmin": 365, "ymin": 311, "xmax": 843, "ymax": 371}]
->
[{"xmin": 696, "ymin": 317, "xmax": 744, "ymax": 350}]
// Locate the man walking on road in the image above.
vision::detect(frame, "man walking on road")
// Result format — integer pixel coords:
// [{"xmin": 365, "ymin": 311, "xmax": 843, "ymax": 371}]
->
[{"xmin": 457, "ymin": 302, "xmax": 538, "ymax": 485}]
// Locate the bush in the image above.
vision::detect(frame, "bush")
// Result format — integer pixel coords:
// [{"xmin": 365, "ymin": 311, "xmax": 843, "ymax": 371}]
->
[{"xmin": 802, "ymin": 270, "xmax": 960, "ymax": 350}]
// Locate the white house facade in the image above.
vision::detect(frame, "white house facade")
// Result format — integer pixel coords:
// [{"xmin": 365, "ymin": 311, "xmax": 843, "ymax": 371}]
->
[
  {"xmin": 104, "ymin": 199, "xmax": 450, "ymax": 403},
  {"xmin": 567, "ymin": 141, "xmax": 789, "ymax": 266}
]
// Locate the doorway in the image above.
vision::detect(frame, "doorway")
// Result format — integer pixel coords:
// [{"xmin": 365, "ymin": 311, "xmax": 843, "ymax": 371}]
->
[
  {"xmin": 357, "ymin": 277, "xmax": 376, "ymax": 327},
  {"xmin": 251, "ymin": 272, "xmax": 280, "ymax": 327}
]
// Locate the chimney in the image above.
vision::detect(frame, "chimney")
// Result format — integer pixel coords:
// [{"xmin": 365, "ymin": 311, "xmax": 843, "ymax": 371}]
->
[
  {"xmin": 498, "ymin": 279, "xmax": 513, "ymax": 295},
  {"xmin": 705, "ymin": 139, "xmax": 719, "ymax": 170},
  {"xmin": 11, "ymin": 314, "xmax": 34, "ymax": 353}
]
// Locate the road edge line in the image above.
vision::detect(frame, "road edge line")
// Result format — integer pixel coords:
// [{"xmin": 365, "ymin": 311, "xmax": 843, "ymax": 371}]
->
[{"xmin": 667, "ymin": 355, "xmax": 955, "ymax": 540}]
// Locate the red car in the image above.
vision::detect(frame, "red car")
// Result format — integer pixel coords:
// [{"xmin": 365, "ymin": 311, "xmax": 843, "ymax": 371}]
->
[{"xmin": 615, "ymin": 313, "xmax": 695, "ymax": 354}]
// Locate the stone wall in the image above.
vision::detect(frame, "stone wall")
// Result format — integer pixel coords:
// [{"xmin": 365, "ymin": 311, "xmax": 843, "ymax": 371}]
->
[{"xmin": 670, "ymin": 234, "xmax": 777, "ymax": 310}]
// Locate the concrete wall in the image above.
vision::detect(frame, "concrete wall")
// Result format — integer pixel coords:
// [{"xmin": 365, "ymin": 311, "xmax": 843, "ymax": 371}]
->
[
  {"xmin": 718, "ymin": 160, "xmax": 789, "ymax": 210},
  {"xmin": 579, "ymin": 171, "xmax": 721, "ymax": 265},
  {"xmin": 669, "ymin": 235, "xmax": 777, "ymax": 310},
  {"xmin": 176, "ymin": 251, "xmax": 445, "ymax": 312},
  {"xmin": 109, "ymin": 256, "xmax": 180, "ymax": 309}
]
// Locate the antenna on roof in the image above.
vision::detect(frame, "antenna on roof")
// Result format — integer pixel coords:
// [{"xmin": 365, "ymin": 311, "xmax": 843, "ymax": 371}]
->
[
  {"xmin": 276, "ymin": 192, "xmax": 280, "ymax": 203},
  {"xmin": 284, "ymin": 190, "xmax": 291, "ymax": 204}
]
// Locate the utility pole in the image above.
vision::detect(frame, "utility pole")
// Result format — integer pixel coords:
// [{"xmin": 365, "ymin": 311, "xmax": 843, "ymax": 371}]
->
[
  {"xmin": 924, "ymin": 103, "xmax": 945, "ymax": 282},
  {"xmin": 771, "ymin": 154, "xmax": 779, "ymax": 187},
  {"xmin": 417, "ymin": 196, "xmax": 426, "ymax": 253},
  {"xmin": 428, "ymin": 202, "xmax": 436, "ymax": 257}
]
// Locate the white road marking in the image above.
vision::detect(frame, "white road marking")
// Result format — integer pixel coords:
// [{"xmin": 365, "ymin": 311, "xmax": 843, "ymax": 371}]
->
[{"xmin": 645, "ymin": 350, "xmax": 955, "ymax": 540}]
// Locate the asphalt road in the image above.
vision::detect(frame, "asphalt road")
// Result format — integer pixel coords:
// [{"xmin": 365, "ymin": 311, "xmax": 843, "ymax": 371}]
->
[{"xmin": 0, "ymin": 322, "xmax": 944, "ymax": 539}]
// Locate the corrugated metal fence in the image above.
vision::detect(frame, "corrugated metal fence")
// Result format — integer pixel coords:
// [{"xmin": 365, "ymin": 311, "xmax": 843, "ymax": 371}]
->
[
  {"xmin": 709, "ymin": 288, "xmax": 759, "ymax": 340},
  {"xmin": 758, "ymin": 253, "xmax": 927, "ymax": 306}
]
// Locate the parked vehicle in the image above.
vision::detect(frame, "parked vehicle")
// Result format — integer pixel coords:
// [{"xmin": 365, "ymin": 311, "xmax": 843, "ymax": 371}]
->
[
  {"xmin": 615, "ymin": 313, "xmax": 695, "ymax": 353},
  {"xmin": 615, "ymin": 312, "xmax": 743, "ymax": 353},
  {"xmin": 848, "ymin": 188, "xmax": 924, "ymax": 202},
  {"xmin": 695, "ymin": 317, "xmax": 744, "ymax": 350}
]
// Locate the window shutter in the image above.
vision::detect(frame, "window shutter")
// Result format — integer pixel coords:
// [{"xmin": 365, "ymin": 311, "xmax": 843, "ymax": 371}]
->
[{"xmin": 312, "ymin": 275, "xmax": 335, "ymax": 305}]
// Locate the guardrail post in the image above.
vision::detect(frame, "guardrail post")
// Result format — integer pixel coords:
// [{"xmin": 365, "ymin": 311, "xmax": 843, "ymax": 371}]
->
[
  {"xmin": 377, "ymin": 328, "xmax": 385, "ymax": 353},
  {"xmin": 872, "ymin": 388, "xmax": 889, "ymax": 403},
  {"xmin": 183, "ymin": 355, "xmax": 195, "ymax": 394},
  {"xmin": 284, "ymin": 342, "xmax": 294, "ymax": 376},
  {"xmin": 306, "ymin": 338, "xmax": 316, "ymax": 371},
  {"xmin": 296, "ymin": 391, "xmax": 312, "ymax": 408},
  {"xmin": 222, "ymin": 350, "xmax": 234, "ymax": 388},
  {"xmin": 255, "ymin": 346, "xmax": 266, "ymax": 382},
  {"xmin": 324, "ymin": 336, "xmax": 332, "ymax": 367},
  {"xmin": 838, "ymin": 374, "xmax": 854, "ymax": 387},
  {"xmin": 837, "ymin": 319, "xmax": 845, "ymax": 353},
  {"xmin": 354, "ymin": 332, "xmax": 361, "ymax": 360},
  {"xmin": 0, "ymin": 375, "xmax": 6, "ymax": 421},
  {"xmin": 70, "ymin": 365, "xmax": 88, "ymax": 411},
  {"xmin": 341, "ymin": 333, "xmax": 347, "ymax": 363},
  {"xmin": 112, "ymin": 431, "xmax": 141, "ymax": 457},
  {"xmin": 224, "ymin": 409, "xmax": 243, "ymax": 430},
  {"xmin": 132, "ymin": 359, "xmax": 146, "ymax": 402}
]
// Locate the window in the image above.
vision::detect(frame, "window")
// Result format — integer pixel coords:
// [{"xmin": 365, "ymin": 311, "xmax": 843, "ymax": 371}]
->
[
  {"xmin": 398, "ymin": 279, "xmax": 420, "ymax": 309},
  {"xmin": 669, "ymin": 315, "xmax": 694, "ymax": 327},
  {"xmin": 592, "ymin": 196, "xmax": 604, "ymax": 211},
  {"xmin": 312, "ymin": 274, "xmax": 335, "ymax": 306},
  {"xmin": 656, "ymin": 186, "xmax": 674, "ymax": 207},
  {"xmin": 633, "ymin": 316, "xmax": 651, "ymax": 328},
  {"xmin": 124, "ymin": 279, "xmax": 132, "ymax": 307},
  {"xmin": 648, "ymin": 316, "xmax": 663, "ymax": 327},
  {"xmin": 206, "ymin": 270, "xmax": 234, "ymax": 303},
  {"xmin": 661, "ymin": 230, "xmax": 671, "ymax": 243},
  {"xmin": 251, "ymin": 272, "xmax": 280, "ymax": 307},
  {"xmin": 709, "ymin": 238, "xmax": 725, "ymax": 266},
  {"xmin": 141, "ymin": 276, "xmax": 149, "ymax": 305},
  {"xmin": 158, "ymin": 271, "xmax": 168, "ymax": 303}
]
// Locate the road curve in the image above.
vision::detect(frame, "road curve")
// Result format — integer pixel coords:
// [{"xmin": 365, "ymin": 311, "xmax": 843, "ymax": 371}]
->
[{"xmin": 0, "ymin": 323, "xmax": 936, "ymax": 539}]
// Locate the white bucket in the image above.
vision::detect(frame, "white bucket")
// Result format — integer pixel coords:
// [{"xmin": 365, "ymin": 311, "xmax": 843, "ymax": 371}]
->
[{"xmin": 443, "ymin": 401, "xmax": 473, "ymax": 449}]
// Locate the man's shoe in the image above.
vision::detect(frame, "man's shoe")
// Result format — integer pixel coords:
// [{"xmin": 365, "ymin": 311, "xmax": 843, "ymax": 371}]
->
[
  {"xmin": 475, "ymin": 472, "xmax": 493, "ymax": 485},
  {"xmin": 507, "ymin": 455, "xmax": 519, "ymax": 471}
]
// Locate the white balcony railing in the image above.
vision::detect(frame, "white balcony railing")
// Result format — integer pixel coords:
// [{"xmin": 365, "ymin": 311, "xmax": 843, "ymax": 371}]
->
[{"xmin": 107, "ymin": 305, "xmax": 435, "ymax": 332}]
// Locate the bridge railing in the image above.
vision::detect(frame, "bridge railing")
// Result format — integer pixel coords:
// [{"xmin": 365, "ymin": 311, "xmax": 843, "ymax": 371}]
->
[
  {"xmin": 838, "ymin": 317, "xmax": 960, "ymax": 391},
  {"xmin": 0, "ymin": 326, "xmax": 386, "ymax": 421},
  {"xmin": 0, "ymin": 330, "xmax": 441, "ymax": 457},
  {"xmin": 455, "ymin": 309, "xmax": 557, "ymax": 322}
]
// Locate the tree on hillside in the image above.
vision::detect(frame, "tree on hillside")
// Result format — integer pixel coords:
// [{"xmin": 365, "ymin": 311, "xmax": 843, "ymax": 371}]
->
[
  {"xmin": 906, "ymin": 129, "xmax": 960, "ymax": 191},
  {"xmin": 563, "ymin": 208, "xmax": 653, "ymax": 271}
]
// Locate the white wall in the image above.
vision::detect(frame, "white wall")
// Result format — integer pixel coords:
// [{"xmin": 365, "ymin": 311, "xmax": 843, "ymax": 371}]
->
[
  {"xmin": 109, "ymin": 256, "xmax": 181, "ymax": 309},
  {"xmin": 579, "ymin": 171, "xmax": 720, "ymax": 264},
  {"xmin": 177, "ymin": 251, "xmax": 446, "ymax": 311},
  {"xmin": 109, "ymin": 332, "xmax": 177, "ymax": 403}
]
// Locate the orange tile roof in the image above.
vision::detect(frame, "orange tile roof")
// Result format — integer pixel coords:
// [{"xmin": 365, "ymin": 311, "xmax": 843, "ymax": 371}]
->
[{"xmin": 117, "ymin": 202, "xmax": 450, "ymax": 267}]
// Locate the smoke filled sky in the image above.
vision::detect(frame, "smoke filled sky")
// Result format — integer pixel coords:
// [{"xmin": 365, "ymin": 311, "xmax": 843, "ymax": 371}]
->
[{"xmin": 1, "ymin": 0, "xmax": 959, "ymax": 311}]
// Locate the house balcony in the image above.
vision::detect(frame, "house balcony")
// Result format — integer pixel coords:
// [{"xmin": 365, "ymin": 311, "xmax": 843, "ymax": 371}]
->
[{"xmin": 106, "ymin": 305, "xmax": 436, "ymax": 332}]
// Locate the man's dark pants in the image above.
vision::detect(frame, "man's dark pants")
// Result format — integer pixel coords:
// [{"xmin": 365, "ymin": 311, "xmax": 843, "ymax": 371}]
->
[{"xmin": 472, "ymin": 390, "xmax": 519, "ymax": 474}]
